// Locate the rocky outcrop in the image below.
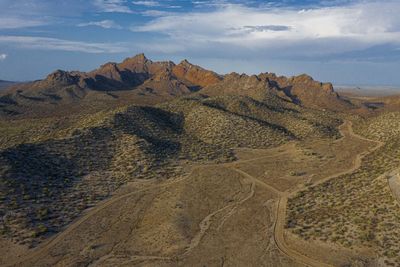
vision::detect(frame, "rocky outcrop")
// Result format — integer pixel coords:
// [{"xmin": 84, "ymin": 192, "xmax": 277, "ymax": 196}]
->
[
  {"xmin": 19, "ymin": 54, "xmax": 221, "ymax": 94},
  {"xmin": 172, "ymin": 60, "xmax": 222, "ymax": 87},
  {"xmin": 0, "ymin": 54, "xmax": 352, "ymax": 117}
]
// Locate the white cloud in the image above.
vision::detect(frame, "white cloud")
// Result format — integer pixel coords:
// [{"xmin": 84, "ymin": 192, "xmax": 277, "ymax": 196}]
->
[
  {"xmin": 132, "ymin": 1, "xmax": 160, "ymax": 7},
  {"xmin": 0, "ymin": 36, "xmax": 128, "ymax": 53},
  {"xmin": 93, "ymin": 0, "xmax": 133, "ymax": 13},
  {"xmin": 132, "ymin": 0, "xmax": 180, "ymax": 9},
  {"xmin": 132, "ymin": 1, "xmax": 400, "ymax": 59},
  {"xmin": 78, "ymin": 20, "xmax": 122, "ymax": 29},
  {"xmin": 141, "ymin": 10, "xmax": 174, "ymax": 17},
  {"xmin": 166, "ymin": 5, "xmax": 181, "ymax": 9},
  {"xmin": 191, "ymin": 0, "xmax": 238, "ymax": 8},
  {"xmin": 0, "ymin": 54, "xmax": 7, "ymax": 61},
  {"xmin": 0, "ymin": 17, "xmax": 47, "ymax": 29}
]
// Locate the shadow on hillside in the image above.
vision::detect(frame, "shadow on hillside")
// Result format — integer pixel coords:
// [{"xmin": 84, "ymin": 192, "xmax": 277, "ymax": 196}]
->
[
  {"xmin": 113, "ymin": 106, "xmax": 184, "ymax": 159},
  {"xmin": 0, "ymin": 127, "xmax": 118, "ymax": 240}
]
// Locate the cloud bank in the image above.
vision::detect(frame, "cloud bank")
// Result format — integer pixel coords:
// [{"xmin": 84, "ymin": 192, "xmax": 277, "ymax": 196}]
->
[
  {"xmin": 0, "ymin": 36, "xmax": 128, "ymax": 53},
  {"xmin": 132, "ymin": 1, "xmax": 400, "ymax": 60},
  {"xmin": 0, "ymin": 17, "xmax": 47, "ymax": 29}
]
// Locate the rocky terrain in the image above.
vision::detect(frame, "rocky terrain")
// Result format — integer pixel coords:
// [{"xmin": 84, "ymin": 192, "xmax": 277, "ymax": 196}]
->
[
  {"xmin": 1, "ymin": 54, "xmax": 399, "ymax": 267},
  {"xmin": 0, "ymin": 54, "xmax": 222, "ymax": 117},
  {"xmin": 0, "ymin": 54, "xmax": 353, "ymax": 117},
  {"xmin": 201, "ymin": 72, "xmax": 352, "ymax": 111}
]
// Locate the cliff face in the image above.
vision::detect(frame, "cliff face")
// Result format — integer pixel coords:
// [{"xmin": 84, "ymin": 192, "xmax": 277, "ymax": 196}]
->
[{"xmin": 172, "ymin": 60, "xmax": 222, "ymax": 88}]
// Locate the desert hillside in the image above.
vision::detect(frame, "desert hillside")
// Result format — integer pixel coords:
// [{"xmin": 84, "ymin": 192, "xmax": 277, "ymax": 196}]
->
[
  {"xmin": 0, "ymin": 54, "xmax": 354, "ymax": 118},
  {"xmin": 1, "ymin": 55, "xmax": 400, "ymax": 267}
]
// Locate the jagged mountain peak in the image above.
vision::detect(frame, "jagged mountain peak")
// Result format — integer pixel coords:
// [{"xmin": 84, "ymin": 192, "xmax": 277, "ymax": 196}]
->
[
  {"xmin": 178, "ymin": 59, "xmax": 194, "ymax": 67},
  {"xmin": 176, "ymin": 59, "xmax": 212, "ymax": 73},
  {"xmin": 173, "ymin": 60, "xmax": 222, "ymax": 87},
  {"xmin": 47, "ymin": 69, "xmax": 71, "ymax": 79},
  {"xmin": 0, "ymin": 54, "xmax": 353, "ymax": 117},
  {"xmin": 291, "ymin": 73, "xmax": 314, "ymax": 81},
  {"xmin": 99, "ymin": 62, "xmax": 118, "ymax": 68},
  {"xmin": 125, "ymin": 53, "xmax": 149, "ymax": 63},
  {"xmin": 122, "ymin": 53, "xmax": 150, "ymax": 65},
  {"xmin": 44, "ymin": 70, "xmax": 80, "ymax": 86}
]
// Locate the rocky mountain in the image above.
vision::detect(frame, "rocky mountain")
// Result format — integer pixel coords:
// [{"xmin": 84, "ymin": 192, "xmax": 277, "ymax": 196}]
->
[
  {"xmin": 0, "ymin": 53, "xmax": 360, "ymax": 260},
  {"xmin": 172, "ymin": 59, "xmax": 222, "ymax": 88},
  {"xmin": 200, "ymin": 72, "xmax": 352, "ymax": 111},
  {"xmin": 2, "ymin": 53, "xmax": 399, "ymax": 267},
  {"xmin": 0, "ymin": 53, "xmax": 352, "ymax": 117},
  {"xmin": 0, "ymin": 54, "xmax": 221, "ymax": 116}
]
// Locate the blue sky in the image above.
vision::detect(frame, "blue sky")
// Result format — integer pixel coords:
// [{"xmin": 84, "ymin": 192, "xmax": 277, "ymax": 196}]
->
[{"xmin": 0, "ymin": 0, "xmax": 400, "ymax": 86}]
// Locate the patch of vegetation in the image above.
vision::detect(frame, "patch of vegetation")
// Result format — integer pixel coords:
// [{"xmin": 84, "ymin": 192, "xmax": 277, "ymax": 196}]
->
[
  {"xmin": 287, "ymin": 112, "xmax": 400, "ymax": 266},
  {"xmin": 161, "ymin": 95, "xmax": 342, "ymax": 148},
  {"xmin": 0, "ymin": 93, "xmax": 342, "ymax": 247},
  {"xmin": 0, "ymin": 104, "xmax": 236, "ymax": 246}
]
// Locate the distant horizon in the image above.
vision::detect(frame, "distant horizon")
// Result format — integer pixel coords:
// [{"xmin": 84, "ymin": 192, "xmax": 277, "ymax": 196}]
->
[
  {"xmin": 334, "ymin": 84, "xmax": 400, "ymax": 89},
  {"xmin": 2, "ymin": 53, "xmax": 400, "ymax": 89}
]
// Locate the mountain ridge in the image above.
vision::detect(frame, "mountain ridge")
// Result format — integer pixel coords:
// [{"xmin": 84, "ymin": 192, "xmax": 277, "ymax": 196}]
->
[
  {"xmin": 0, "ymin": 54, "xmax": 369, "ymax": 262},
  {"xmin": 0, "ymin": 54, "xmax": 352, "ymax": 117}
]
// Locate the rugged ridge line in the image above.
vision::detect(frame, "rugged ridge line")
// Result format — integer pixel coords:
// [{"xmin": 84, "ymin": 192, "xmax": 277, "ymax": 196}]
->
[{"xmin": 0, "ymin": 54, "xmax": 351, "ymax": 117}]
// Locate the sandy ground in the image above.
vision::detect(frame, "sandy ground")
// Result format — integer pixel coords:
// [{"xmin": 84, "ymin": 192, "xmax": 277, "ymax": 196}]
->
[{"xmin": 2, "ymin": 121, "xmax": 380, "ymax": 267}]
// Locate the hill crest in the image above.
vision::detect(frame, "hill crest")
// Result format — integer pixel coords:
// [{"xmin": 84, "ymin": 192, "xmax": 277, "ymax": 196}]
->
[{"xmin": 0, "ymin": 54, "xmax": 351, "ymax": 116}]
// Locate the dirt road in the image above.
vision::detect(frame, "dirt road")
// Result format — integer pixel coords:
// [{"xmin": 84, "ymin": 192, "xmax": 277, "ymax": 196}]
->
[
  {"xmin": 271, "ymin": 120, "xmax": 383, "ymax": 267},
  {"xmin": 8, "ymin": 120, "xmax": 382, "ymax": 267}
]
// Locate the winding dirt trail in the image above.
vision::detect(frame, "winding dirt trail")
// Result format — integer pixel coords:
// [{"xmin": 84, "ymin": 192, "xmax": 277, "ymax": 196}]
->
[
  {"xmin": 184, "ymin": 179, "xmax": 256, "ymax": 256},
  {"xmin": 271, "ymin": 120, "xmax": 384, "ymax": 267},
  {"xmin": 229, "ymin": 165, "xmax": 331, "ymax": 266},
  {"xmin": 231, "ymin": 168, "xmax": 282, "ymax": 196},
  {"xmin": 274, "ymin": 197, "xmax": 332, "ymax": 267},
  {"xmin": 9, "ymin": 166, "xmax": 257, "ymax": 266},
  {"xmin": 303, "ymin": 121, "xmax": 384, "ymax": 191},
  {"xmin": 9, "ymin": 120, "xmax": 384, "ymax": 267}
]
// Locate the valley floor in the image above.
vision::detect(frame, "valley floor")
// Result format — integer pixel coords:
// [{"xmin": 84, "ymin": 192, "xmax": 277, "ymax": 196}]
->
[{"xmin": 0, "ymin": 121, "xmax": 384, "ymax": 266}]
